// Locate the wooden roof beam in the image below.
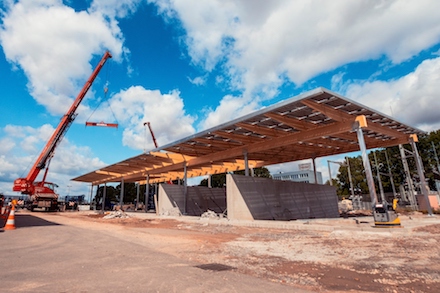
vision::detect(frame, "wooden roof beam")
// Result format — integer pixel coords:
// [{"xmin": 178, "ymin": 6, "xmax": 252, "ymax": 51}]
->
[
  {"xmin": 301, "ymin": 99, "xmax": 407, "ymax": 139},
  {"xmin": 187, "ymin": 120, "xmax": 355, "ymax": 168}
]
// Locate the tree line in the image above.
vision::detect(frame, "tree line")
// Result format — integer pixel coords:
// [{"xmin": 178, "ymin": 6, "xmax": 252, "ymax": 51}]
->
[{"xmin": 333, "ymin": 130, "xmax": 440, "ymax": 199}]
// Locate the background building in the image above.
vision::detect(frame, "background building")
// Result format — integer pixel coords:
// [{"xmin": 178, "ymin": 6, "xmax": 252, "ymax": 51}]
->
[{"xmin": 272, "ymin": 170, "xmax": 323, "ymax": 184}]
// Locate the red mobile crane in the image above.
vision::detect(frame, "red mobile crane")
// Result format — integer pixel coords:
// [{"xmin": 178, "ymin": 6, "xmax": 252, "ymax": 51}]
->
[{"xmin": 13, "ymin": 51, "xmax": 112, "ymax": 211}]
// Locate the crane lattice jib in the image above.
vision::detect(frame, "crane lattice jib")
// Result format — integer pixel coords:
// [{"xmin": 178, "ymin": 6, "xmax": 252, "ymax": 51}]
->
[{"xmin": 25, "ymin": 51, "xmax": 112, "ymax": 184}]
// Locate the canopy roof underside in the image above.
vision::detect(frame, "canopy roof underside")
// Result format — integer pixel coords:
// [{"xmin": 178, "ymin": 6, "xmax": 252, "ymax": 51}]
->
[{"xmin": 72, "ymin": 87, "xmax": 425, "ymax": 185}]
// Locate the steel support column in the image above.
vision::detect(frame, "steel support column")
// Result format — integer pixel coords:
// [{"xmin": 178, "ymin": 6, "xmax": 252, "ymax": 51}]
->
[
  {"xmin": 136, "ymin": 182, "xmax": 140, "ymax": 211},
  {"xmin": 409, "ymin": 136, "xmax": 433, "ymax": 215},
  {"xmin": 312, "ymin": 158, "xmax": 318, "ymax": 184},
  {"xmin": 119, "ymin": 178, "xmax": 124, "ymax": 207},
  {"xmin": 89, "ymin": 184, "xmax": 94, "ymax": 208},
  {"xmin": 145, "ymin": 174, "xmax": 150, "ymax": 212},
  {"xmin": 355, "ymin": 126, "xmax": 378, "ymax": 207},
  {"xmin": 399, "ymin": 144, "xmax": 417, "ymax": 208},
  {"xmin": 101, "ymin": 183, "xmax": 106, "ymax": 212},
  {"xmin": 184, "ymin": 163, "xmax": 187, "ymax": 214},
  {"xmin": 244, "ymin": 151, "xmax": 249, "ymax": 176}
]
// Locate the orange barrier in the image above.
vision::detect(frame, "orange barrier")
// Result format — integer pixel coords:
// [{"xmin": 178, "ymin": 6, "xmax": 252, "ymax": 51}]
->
[{"xmin": 4, "ymin": 204, "xmax": 16, "ymax": 230}]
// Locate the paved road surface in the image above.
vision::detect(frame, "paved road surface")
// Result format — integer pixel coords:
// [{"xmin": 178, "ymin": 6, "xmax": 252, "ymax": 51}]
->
[{"xmin": 0, "ymin": 211, "xmax": 311, "ymax": 293}]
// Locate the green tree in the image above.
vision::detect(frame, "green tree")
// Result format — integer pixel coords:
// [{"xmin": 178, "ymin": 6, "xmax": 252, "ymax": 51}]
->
[
  {"xmin": 336, "ymin": 156, "xmax": 369, "ymax": 199},
  {"xmin": 334, "ymin": 130, "xmax": 440, "ymax": 200}
]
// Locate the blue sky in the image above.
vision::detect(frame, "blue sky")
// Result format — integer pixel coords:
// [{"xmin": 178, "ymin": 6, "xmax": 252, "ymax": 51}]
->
[{"xmin": 1, "ymin": 0, "xmax": 440, "ymax": 197}]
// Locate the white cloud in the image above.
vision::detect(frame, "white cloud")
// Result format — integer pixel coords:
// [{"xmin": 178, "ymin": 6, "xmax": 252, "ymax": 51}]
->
[
  {"xmin": 0, "ymin": 123, "xmax": 106, "ymax": 195},
  {"xmin": 340, "ymin": 57, "xmax": 440, "ymax": 132},
  {"xmin": 198, "ymin": 94, "xmax": 258, "ymax": 130},
  {"xmin": 0, "ymin": 0, "xmax": 125, "ymax": 116},
  {"xmin": 188, "ymin": 75, "xmax": 207, "ymax": 86},
  {"xmin": 108, "ymin": 86, "xmax": 196, "ymax": 150},
  {"xmin": 151, "ymin": 0, "xmax": 440, "ymax": 98},
  {"xmin": 89, "ymin": 0, "xmax": 142, "ymax": 19}
]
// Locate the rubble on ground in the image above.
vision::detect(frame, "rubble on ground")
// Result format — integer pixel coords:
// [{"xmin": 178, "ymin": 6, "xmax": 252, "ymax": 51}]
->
[
  {"xmin": 160, "ymin": 207, "xmax": 182, "ymax": 217},
  {"xmin": 201, "ymin": 210, "xmax": 221, "ymax": 219},
  {"xmin": 103, "ymin": 210, "xmax": 130, "ymax": 219}
]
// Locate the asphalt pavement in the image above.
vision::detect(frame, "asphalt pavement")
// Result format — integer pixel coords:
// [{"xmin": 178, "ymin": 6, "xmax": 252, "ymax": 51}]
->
[{"xmin": 0, "ymin": 210, "xmax": 311, "ymax": 293}]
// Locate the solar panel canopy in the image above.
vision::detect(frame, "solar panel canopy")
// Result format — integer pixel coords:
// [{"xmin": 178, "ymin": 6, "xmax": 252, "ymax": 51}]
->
[{"xmin": 72, "ymin": 87, "xmax": 425, "ymax": 185}]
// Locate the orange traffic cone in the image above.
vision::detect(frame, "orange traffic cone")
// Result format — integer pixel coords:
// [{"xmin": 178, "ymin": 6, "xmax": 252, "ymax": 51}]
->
[{"xmin": 4, "ymin": 204, "xmax": 16, "ymax": 230}]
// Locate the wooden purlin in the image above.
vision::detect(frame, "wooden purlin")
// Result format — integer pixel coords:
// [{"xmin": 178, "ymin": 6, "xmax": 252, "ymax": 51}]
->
[
  {"xmin": 148, "ymin": 151, "xmax": 194, "ymax": 163},
  {"xmin": 212, "ymin": 130, "xmax": 261, "ymax": 144},
  {"xmin": 264, "ymin": 112, "xmax": 311, "ymax": 131},
  {"xmin": 192, "ymin": 137, "xmax": 242, "ymax": 148},
  {"xmin": 235, "ymin": 122, "xmax": 291, "ymax": 138},
  {"xmin": 301, "ymin": 99, "xmax": 408, "ymax": 139}
]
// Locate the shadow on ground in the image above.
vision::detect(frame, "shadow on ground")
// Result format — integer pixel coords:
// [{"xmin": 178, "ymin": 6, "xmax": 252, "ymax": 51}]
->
[{"xmin": 15, "ymin": 214, "xmax": 61, "ymax": 228}]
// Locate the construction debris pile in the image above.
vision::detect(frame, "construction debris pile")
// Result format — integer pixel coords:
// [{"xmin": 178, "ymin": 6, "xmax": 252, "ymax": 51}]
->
[
  {"xmin": 159, "ymin": 207, "xmax": 182, "ymax": 217},
  {"xmin": 200, "ymin": 210, "xmax": 226, "ymax": 220},
  {"xmin": 103, "ymin": 210, "xmax": 131, "ymax": 219}
]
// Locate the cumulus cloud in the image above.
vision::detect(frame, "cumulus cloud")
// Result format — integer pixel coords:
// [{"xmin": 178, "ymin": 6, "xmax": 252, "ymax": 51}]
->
[
  {"xmin": 188, "ymin": 75, "xmax": 207, "ymax": 86},
  {"xmin": 151, "ymin": 0, "xmax": 440, "ymax": 93},
  {"xmin": 339, "ymin": 57, "xmax": 440, "ymax": 132},
  {"xmin": 108, "ymin": 86, "xmax": 196, "ymax": 150},
  {"xmin": 89, "ymin": 0, "xmax": 142, "ymax": 19},
  {"xmin": 0, "ymin": 123, "xmax": 106, "ymax": 195},
  {"xmin": 0, "ymin": 0, "xmax": 125, "ymax": 116},
  {"xmin": 198, "ymin": 94, "xmax": 259, "ymax": 130},
  {"xmin": 150, "ymin": 0, "xmax": 440, "ymax": 128}
]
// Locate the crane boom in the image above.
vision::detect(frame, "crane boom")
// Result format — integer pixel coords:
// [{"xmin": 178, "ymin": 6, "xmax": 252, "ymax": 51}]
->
[
  {"xmin": 13, "ymin": 51, "xmax": 112, "ymax": 197},
  {"xmin": 145, "ymin": 122, "xmax": 158, "ymax": 148}
]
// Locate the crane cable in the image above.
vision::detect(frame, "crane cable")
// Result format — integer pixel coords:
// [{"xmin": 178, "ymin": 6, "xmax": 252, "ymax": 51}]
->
[{"xmin": 85, "ymin": 60, "xmax": 119, "ymax": 128}]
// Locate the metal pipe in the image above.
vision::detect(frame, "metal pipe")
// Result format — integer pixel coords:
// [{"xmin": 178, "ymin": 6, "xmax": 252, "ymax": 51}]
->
[{"xmin": 356, "ymin": 126, "xmax": 378, "ymax": 206}]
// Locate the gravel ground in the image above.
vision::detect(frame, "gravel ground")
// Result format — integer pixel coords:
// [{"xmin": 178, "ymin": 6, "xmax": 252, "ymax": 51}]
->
[{"xmin": 57, "ymin": 210, "xmax": 440, "ymax": 293}]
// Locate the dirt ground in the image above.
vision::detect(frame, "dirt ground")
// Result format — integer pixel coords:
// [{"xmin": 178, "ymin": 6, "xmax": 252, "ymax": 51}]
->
[{"xmin": 60, "ymin": 211, "xmax": 440, "ymax": 293}]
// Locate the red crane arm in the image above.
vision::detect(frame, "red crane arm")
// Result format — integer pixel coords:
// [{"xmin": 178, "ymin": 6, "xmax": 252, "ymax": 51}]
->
[
  {"xmin": 13, "ymin": 51, "xmax": 112, "ymax": 193},
  {"xmin": 146, "ymin": 122, "xmax": 158, "ymax": 148}
]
